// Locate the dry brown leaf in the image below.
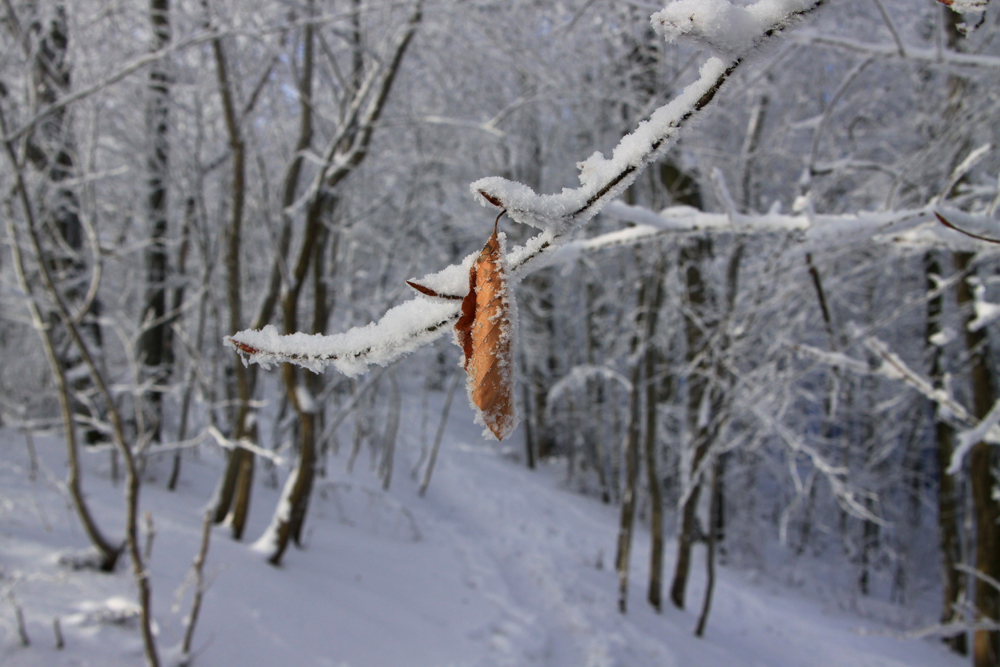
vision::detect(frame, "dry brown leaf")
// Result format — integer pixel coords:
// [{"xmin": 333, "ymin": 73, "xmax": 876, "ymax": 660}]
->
[{"xmin": 454, "ymin": 213, "xmax": 517, "ymax": 440}]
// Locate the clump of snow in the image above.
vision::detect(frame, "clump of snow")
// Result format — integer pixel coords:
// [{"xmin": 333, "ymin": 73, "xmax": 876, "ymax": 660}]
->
[
  {"xmin": 929, "ymin": 327, "xmax": 957, "ymax": 348},
  {"xmin": 472, "ymin": 178, "xmax": 563, "ymax": 232},
  {"xmin": 407, "ymin": 251, "xmax": 479, "ymax": 299},
  {"xmin": 652, "ymin": 0, "xmax": 819, "ymax": 57},
  {"xmin": 969, "ymin": 280, "xmax": 1000, "ymax": 332},
  {"xmin": 294, "ymin": 385, "xmax": 318, "ymax": 415},
  {"xmin": 952, "ymin": 398, "xmax": 1000, "ymax": 474}
]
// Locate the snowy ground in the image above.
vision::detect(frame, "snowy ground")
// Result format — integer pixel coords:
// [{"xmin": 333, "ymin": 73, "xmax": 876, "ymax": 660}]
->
[{"xmin": 0, "ymin": 391, "xmax": 968, "ymax": 667}]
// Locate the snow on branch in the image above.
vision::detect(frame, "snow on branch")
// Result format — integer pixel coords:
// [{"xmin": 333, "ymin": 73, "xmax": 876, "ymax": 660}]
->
[
  {"xmin": 802, "ymin": 336, "xmax": 1000, "ymax": 473},
  {"xmin": 792, "ymin": 32, "xmax": 1000, "ymax": 69},
  {"xmin": 546, "ymin": 199, "xmax": 1000, "ymax": 264},
  {"xmin": 862, "ymin": 337, "xmax": 981, "ymax": 428},
  {"xmin": 968, "ymin": 277, "xmax": 1000, "ymax": 331},
  {"xmin": 228, "ymin": 0, "xmax": 827, "ymax": 375},
  {"xmin": 951, "ymin": 397, "xmax": 1000, "ymax": 474},
  {"xmin": 652, "ymin": 0, "xmax": 823, "ymax": 58},
  {"xmin": 228, "ymin": 298, "xmax": 459, "ymax": 377},
  {"xmin": 546, "ymin": 365, "xmax": 633, "ymax": 411},
  {"xmin": 470, "ymin": 56, "xmax": 730, "ymax": 236},
  {"xmin": 208, "ymin": 425, "xmax": 287, "ymax": 466}
]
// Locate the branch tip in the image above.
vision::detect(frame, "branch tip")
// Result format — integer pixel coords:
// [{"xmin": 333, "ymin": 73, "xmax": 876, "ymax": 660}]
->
[
  {"xmin": 935, "ymin": 212, "xmax": 1000, "ymax": 245},
  {"xmin": 480, "ymin": 191, "xmax": 503, "ymax": 208}
]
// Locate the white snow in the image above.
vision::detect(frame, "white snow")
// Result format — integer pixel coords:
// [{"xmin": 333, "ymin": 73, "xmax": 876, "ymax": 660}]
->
[
  {"xmin": 0, "ymin": 399, "xmax": 974, "ymax": 667},
  {"xmin": 652, "ymin": 0, "xmax": 820, "ymax": 57},
  {"xmin": 407, "ymin": 251, "xmax": 478, "ymax": 300},
  {"xmin": 294, "ymin": 385, "xmax": 318, "ymax": 415},
  {"xmin": 928, "ymin": 327, "xmax": 956, "ymax": 348},
  {"xmin": 968, "ymin": 280, "xmax": 1000, "ymax": 332}
]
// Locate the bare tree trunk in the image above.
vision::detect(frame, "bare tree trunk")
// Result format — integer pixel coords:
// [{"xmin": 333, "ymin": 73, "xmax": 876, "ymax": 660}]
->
[
  {"xmin": 268, "ymin": 188, "xmax": 327, "ymax": 561},
  {"xmin": 615, "ymin": 273, "xmax": 648, "ymax": 613},
  {"xmin": 138, "ymin": 0, "xmax": 172, "ymax": 444},
  {"xmin": 420, "ymin": 369, "xmax": 461, "ymax": 497},
  {"xmin": 644, "ymin": 260, "xmax": 666, "ymax": 611},
  {"xmin": 926, "ymin": 251, "xmax": 968, "ymax": 654},
  {"xmin": 583, "ymin": 266, "xmax": 610, "ymax": 501},
  {"xmin": 22, "ymin": 3, "xmax": 105, "ymax": 444},
  {"xmin": 380, "ymin": 371, "xmax": 401, "ymax": 491},
  {"xmin": 228, "ymin": 419, "xmax": 256, "ymax": 540},
  {"xmin": 179, "ymin": 510, "xmax": 213, "ymax": 666},
  {"xmin": 168, "ymin": 198, "xmax": 195, "ymax": 490},
  {"xmin": 267, "ymin": 370, "xmax": 318, "ymax": 565},
  {"xmin": 526, "ymin": 272, "xmax": 559, "ymax": 460},
  {"xmin": 205, "ymin": 12, "xmax": 255, "ymax": 535},
  {"xmin": 671, "ymin": 236, "xmax": 713, "ymax": 610},
  {"xmin": 1, "ymin": 174, "xmax": 120, "ymax": 571},
  {"xmin": 739, "ymin": 93, "xmax": 768, "ymax": 214},
  {"xmin": 695, "ymin": 457, "xmax": 722, "ymax": 637},
  {"xmin": 954, "ymin": 251, "xmax": 1000, "ymax": 667},
  {"xmin": 800, "ymin": 251, "xmax": 839, "ymax": 554},
  {"xmin": 521, "ymin": 373, "xmax": 536, "ymax": 470}
]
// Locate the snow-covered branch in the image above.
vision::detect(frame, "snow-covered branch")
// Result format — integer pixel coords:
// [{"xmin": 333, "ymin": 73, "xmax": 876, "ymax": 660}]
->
[
  {"xmin": 863, "ymin": 337, "xmax": 979, "ymax": 429},
  {"xmin": 226, "ymin": 0, "xmax": 828, "ymax": 374},
  {"xmin": 802, "ymin": 334, "xmax": 1000, "ymax": 473},
  {"xmin": 793, "ymin": 31, "xmax": 1000, "ymax": 70},
  {"xmin": 207, "ymin": 425, "xmax": 288, "ymax": 466},
  {"xmin": 227, "ymin": 191, "xmax": 992, "ymax": 375}
]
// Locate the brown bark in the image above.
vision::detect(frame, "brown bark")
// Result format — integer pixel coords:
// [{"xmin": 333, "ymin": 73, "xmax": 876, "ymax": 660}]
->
[
  {"xmin": 206, "ymin": 10, "xmax": 255, "ymax": 534},
  {"xmin": 615, "ymin": 276, "xmax": 646, "ymax": 614},
  {"xmin": 168, "ymin": 198, "xmax": 195, "ymax": 491},
  {"xmin": 644, "ymin": 260, "xmax": 666, "ymax": 611},
  {"xmin": 138, "ymin": 0, "xmax": 172, "ymax": 443},
  {"xmin": 926, "ymin": 251, "xmax": 967, "ymax": 655},
  {"xmin": 671, "ymin": 236, "xmax": 713, "ymax": 610},
  {"xmin": 695, "ymin": 457, "xmax": 722, "ymax": 637},
  {"xmin": 954, "ymin": 251, "xmax": 1000, "ymax": 667}
]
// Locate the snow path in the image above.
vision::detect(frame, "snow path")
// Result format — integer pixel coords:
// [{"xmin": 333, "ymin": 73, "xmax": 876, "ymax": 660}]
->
[
  {"xmin": 411, "ymin": 430, "xmax": 964, "ymax": 667},
  {"xmin": 0, "ymin": 395, "xmax": 969, "ymax": 667}
]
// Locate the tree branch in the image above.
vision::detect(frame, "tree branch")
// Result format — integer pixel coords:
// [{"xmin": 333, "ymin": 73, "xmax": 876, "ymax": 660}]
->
[{"xmin": 227, "ymin": 0, "xmax": 828, "ymax": 375}]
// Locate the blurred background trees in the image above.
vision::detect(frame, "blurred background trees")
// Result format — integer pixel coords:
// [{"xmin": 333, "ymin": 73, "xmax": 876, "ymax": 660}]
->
[{"xmin": 1, "ymin": 0, "xmax": 998, "ymax": 662}]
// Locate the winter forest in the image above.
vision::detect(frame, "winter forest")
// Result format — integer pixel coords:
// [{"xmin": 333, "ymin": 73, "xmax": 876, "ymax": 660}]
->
[{"xmin": 1, "ymin": 0, "xmax": 1000, "ymax": 665}]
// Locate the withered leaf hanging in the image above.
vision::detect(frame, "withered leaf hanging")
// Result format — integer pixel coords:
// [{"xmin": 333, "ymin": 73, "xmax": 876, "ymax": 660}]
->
[{"xmin": 453, "ymin": 212, "xmax": 518, "ymax": 440}]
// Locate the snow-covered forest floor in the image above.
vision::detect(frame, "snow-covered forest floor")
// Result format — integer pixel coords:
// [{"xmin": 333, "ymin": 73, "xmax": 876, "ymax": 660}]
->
[{"xmin": 0, "ymin": 385, "xmax": 969, "ymax": 667}]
